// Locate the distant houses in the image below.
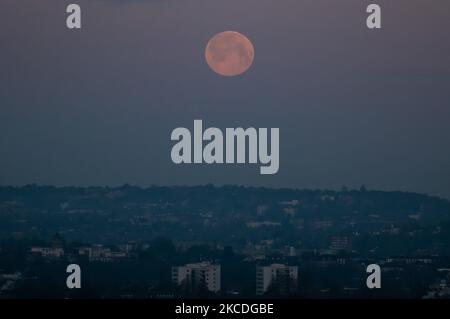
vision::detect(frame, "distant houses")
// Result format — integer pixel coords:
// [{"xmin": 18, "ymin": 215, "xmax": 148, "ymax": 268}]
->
[{"xmin": 29, "ymin": 244, "xmax": 130, "ymax": 262}]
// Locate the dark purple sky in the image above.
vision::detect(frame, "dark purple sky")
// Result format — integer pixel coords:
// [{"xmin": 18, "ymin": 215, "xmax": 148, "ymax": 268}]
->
[{"xmin": 1, "ymin": 0, "xmax": 449, "ymax": 198}]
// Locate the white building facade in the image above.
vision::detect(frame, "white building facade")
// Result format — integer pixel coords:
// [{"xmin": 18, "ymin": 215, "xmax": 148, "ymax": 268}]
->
[
  {"xmin": 172, "ymin": 262, "xmax": 221, "ymax": 293},
  {"xmin": 256, "ymin": 263, "xmax": 298, "ymax": 295}
]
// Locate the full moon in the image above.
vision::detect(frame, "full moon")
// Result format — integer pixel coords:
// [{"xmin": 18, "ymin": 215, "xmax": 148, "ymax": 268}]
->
[{"xmin": 205, "ymin": 31, "xmax": 255, "ymax": 77}]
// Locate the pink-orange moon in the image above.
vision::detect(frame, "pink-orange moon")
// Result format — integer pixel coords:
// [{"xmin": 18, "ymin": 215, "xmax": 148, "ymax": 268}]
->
[{"xmin": 205, "ymin": 31, "xmax": 255, "ymax": 77}]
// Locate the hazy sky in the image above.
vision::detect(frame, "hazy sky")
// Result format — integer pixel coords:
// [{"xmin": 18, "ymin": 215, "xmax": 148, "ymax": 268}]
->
[{"xmin": 1, "ymin": 0, "xmax": 449, "ymax": 198}]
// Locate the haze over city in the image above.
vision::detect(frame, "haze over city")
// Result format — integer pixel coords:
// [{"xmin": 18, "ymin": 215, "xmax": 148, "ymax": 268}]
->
[{"xmin": 1, "ymin": 0, "xmax": 449, "ymax": 198}]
